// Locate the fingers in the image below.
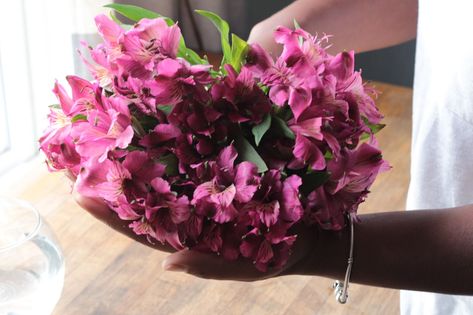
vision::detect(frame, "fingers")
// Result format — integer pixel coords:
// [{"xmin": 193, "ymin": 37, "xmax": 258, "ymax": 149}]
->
[
  {"xmin": 73, "ymin": 193, "xmax": 112, "ymax": 221},
  {"xmin": 162, "ymin": 249, "xmax": 282, "ymax": 281},
  {"xmin": 74, "ymin": 193, "xmax": 174, "ymax": 253}
]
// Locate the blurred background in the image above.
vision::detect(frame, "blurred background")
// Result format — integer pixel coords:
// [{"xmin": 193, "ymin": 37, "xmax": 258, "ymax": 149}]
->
[{"xmin": 0, "ymin": 0, "xmax": 414, "ymax": 187}]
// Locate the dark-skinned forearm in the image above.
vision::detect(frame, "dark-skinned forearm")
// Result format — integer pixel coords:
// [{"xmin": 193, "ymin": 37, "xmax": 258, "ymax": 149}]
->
[{"xmin": 293, "ymin": 206, "xmax": 473, "ymax": 295}]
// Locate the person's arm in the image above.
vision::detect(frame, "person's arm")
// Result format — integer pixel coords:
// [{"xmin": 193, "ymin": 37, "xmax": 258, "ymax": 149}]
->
[
  {"xmin": 296, "ymin": 206, "xmax": 473, "ymax": 295},
  {"xmin": 77, "ymin": 194, "xmax": 473, "ymax": 295},
  {"xmin": 248, "ymin": 0, "xmax": 418, "ymax": 56},
  {"xmin": 160, "ymin": 206, "xmax": 473, "ymax": 295}
]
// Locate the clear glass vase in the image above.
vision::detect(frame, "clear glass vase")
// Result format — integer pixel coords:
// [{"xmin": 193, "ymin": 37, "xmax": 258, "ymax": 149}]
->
[{"xmin": 0, "ymin": 198, "xmax": 65, "ymax": 315}]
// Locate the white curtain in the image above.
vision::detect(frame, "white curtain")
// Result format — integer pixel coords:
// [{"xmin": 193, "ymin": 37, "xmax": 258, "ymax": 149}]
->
[{"xmin": 0, "ymin": 0, "xmax": 107, "ymax": 175}]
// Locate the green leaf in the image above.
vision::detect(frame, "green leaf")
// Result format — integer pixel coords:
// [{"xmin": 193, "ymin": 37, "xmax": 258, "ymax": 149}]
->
[
  {"xmin": 71, "ymin": 114, "xmax": 87, "ymax": 123},
  {"xmin": 158, "ymin": 105, "xmax": 173, "ymax": 115},
  {"xmin": 177, "ymin": 45, "xmax": 207, "ymax": 65},
  {"xmin": 139, "ymin": 115, "xmax": 159, "ymax": 133},
  {"xmin": 293, "ymin": 19, "xmax": 304, "ymax": 46},
  {"xmin": 272, "ymin": 116, "xmax": 295, "ymax": 140},
  {"xmin": 104, "ymin": 3, "xmax": 161, "ymax": 21},
  {"xmin": 360, "ymin": 132, "xmax": 370, "ymax": 141},
  {"xmin": 131, "ymin": 116, "xmax": 146, "ymax": 137},
  {"xmin": 368, "ymin": 123, "xmax": 386, "ymax": 134},
  {"xmin": 48, "ymin": 104, "xmax": 61, "ymax": 109},
  {"xmin": 258, "ymin": 83, "xmax": 269, "ymax": 94},
  {"xmin": 300, "ymin": 171, "xmax": 331, "ymax": 196},
  {"xmin": 252, "ymin": 114, "xmax": 271, "ymax": 146},
  {"xmin": 324, "ymin": 150, "xmax": 333, "ymax": 160},
  {"xmin": 362, "ymin": 117, "xmax": 386, "ymax": 134},
  {"xmin": 157, "ymin": 153, "xmax": 179, "ymax": 176},
  {"xmin": 234, "ymin": 136, "xmax": 268, "ymax": 173},
  {"xmin": 195, "ymin": 10, "xmax": 231, "ymax": 65},
  {"xmin": 230, "ymin": 34, "xmax": 248, "ymax": 72},
  {"xmin": 360, "ymin": 117, "xmax": 385, "ymax": 141},
  {"xmin": 109, "ymin": 10, "xmax": 123, "ymax": 24},
  {"xmin": 126, "ymin": 145, "xmax": 143, "ymax": 152}
]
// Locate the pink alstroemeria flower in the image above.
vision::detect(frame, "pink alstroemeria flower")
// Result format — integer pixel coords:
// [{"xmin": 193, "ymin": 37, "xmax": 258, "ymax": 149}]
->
[
  {"xmin": 121, "ymin": 150, "xmax": 166, "ymax": 196},
  {"xmin": 78, "ymin": 15, "xmax": 124, "ymax": 87},
  {"xmin": 246, "ymin": 27, "xmax": 327, "ymax": 121},
  {"xmin": 287, "ymin": 106, "xmax": 327, "ymax": 171},
  {"xmin": 326, "ymin": 50, "xmax": 383, "ymax": 124},
  {"xmin": 192, "ymin": 145, "xmax": 260, "ymax": 223},
  {"xmin": 243, "ymin": 171, "xmax": 303, "ymax": 228},
  {"xmin": 121, "ymin": 18, "xmax": 181, "ymax": 71},
  {"xmin": 262, "ymin": 58, "xmax": 315, "ymax": 121},
  {"xmin": 291, "ymin": 133, "xmax": 326, "ymax": 170},
  {"xmin": 274, "ymin": 26, "xmax": 329, "ymax": 70},
  {"xmin": 306, "ymin": 141, "xmax": 390, "ymax": 229},
  {"xmin": 72, "ymin": 96, "xmax": 134, "ymax": 162},
  {"xmin": 41, "ymin": 138, "xmax": 81, "ymax": 173},
  {"xmin": 148, "ymin": 58, "xmax": 212, "ymax": 106},
  {"xmin": 139, "ymin": 123, "xmax": 181, "ymax": 150},
  {"xmin": 239, "ymin": 224, "xmax": 297, "ymax": 272},
  {"xmin": 144, "ymin": 177, "xmax": 191, "ymax": 249},
  {"xmin": 75, "ymin": 158, "xmax": 131, "ymax": 202},
  {"xmin": 39, "ymin": 78, "xmax": 92, "ymax": 172},
  {"xmin": 95, "ymin": 14, "xmax": 123, "ymax": 49},
  {"xmin": 211, "ymin": 65, "xmax": 271, "ymax": 124}
]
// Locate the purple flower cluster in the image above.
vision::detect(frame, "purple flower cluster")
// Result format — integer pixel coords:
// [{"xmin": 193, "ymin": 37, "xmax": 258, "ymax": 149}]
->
[{"xmin": 40, "ymin": 12, "xmax": 388, "ymax": 271}]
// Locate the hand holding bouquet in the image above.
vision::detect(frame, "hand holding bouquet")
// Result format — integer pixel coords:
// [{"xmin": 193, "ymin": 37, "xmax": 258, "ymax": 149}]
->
[{"xmin": 40, "ymin": 4, "xmax": 389, "ymax": 272}]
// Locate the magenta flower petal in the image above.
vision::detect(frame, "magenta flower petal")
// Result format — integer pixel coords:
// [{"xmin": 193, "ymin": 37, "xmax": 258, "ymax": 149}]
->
[
  {"xmin": 290, "ymin": 117, "xmax": 323, "ymax": 141},
  {"xmin": 327, "ymin": 51, "xmax": 355, "ymax": 82},
  {"xmin": 280, "ymin": 175, "xmax": 303, "ymax": 222},
  {"xmin": 217, "ymin": 144, "xmax": 238, "ymax": 173},
  {"xmin": 72, "ymin": 108, "xmax": 133, "ymax": 162},
  {"xmin": 150, "ymin": 177, "xmax": 172, "ymax": 195},
  {"xmin": 239, "ymin": 231, "xmax": 259, "ymax": 258},
  {"xmin": 258, "ymin": 200, "xmax": 280, "ymax": 227},
  {"xmin": 114, "ymin": 196, "xmax": 141, "ymax": 220},
  {"xmin": 52, "ymin": 81, "xmax": 72, "ymax": 115},
  {"xmin": 213, "ymin": 203, "xmax": 238, "ymax": 223},
  {"xmin": 245, "ymin": 43, "xmax": 273, "ymax": 77},
  {"xmin": 95, "ymin": 14, "xmax": 123, "ymax": 47},
  {"xmin": 256, "ymin": 240, "xmax": 274, "ymax": 264},
  {"xmin": 210, "ymin": 184, "xmax": 236, "ymax": 208},
  {"xmin": 184, "ymin": 213, "xmax": 203, "ymax": 240},
  {"xmin": 293, "ymin": 134, "xmax": 326, "ymax": 170},
  {"xmin": 123, "ymin": 151, "xmax": 166, "ymax": 182},
  {"xmin": 289, "ymin": 87, "xmax": 312, "ymax": 121},
  {"xmin": 66, "ymin": 75, "xmax": 95, "ymax": 103},
  {"xmin": 169, "ymin": 195, "xmax": 191, "ymax": 224},
  {"xmin": 129, "ymin": 220, "xmax": 156, "ymax": 237},
  {"xmin": 234, "ymin": 161, "xmax": 259, "ymax": 203},
  {"xmin": 156, "ymin": 58, "xmax": 181, "ymax": 77},
  {"xmin": 192, "ymin": 181, "xmax": 213, "ymax": 203},
  {"xmin": 153, "ymin": 123, "xmax": 181, "ymax": 142},
  {"xmin": 202, "ymin": 224, "xmax": 223, "ymax": 253},
  {"xmin": 268, "ymin": 85, "xmax": 289, "ymax": 107}
]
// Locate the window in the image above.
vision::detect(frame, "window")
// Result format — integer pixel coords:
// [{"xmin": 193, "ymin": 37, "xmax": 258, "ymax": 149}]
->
[{"xmin": 0, "ymin": 0, "xmax": 107, "ymax": 176}]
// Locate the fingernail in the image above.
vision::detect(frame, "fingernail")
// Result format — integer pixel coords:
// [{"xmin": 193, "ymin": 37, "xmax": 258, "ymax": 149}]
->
[{"xmin": 162, "ymin": 261, "xmax": 187, "ymax": 272}]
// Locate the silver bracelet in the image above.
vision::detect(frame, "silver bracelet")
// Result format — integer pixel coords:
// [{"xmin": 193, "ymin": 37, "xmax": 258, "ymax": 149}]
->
[{"xmin": 333, "ymin": 212, "xmax": 355, "ymax": 304}]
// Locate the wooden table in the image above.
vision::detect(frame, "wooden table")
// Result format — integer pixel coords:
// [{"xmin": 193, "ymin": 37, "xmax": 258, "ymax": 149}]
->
[{"xmin": 4, "ymin": 82, "xmax": 412, "ymax": 315}]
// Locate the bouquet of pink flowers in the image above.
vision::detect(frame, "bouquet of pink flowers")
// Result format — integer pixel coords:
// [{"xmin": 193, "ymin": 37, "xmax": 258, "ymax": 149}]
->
[{"xmin": 40, "ymin": 4, "xmax": 388, "ymax": 271}]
